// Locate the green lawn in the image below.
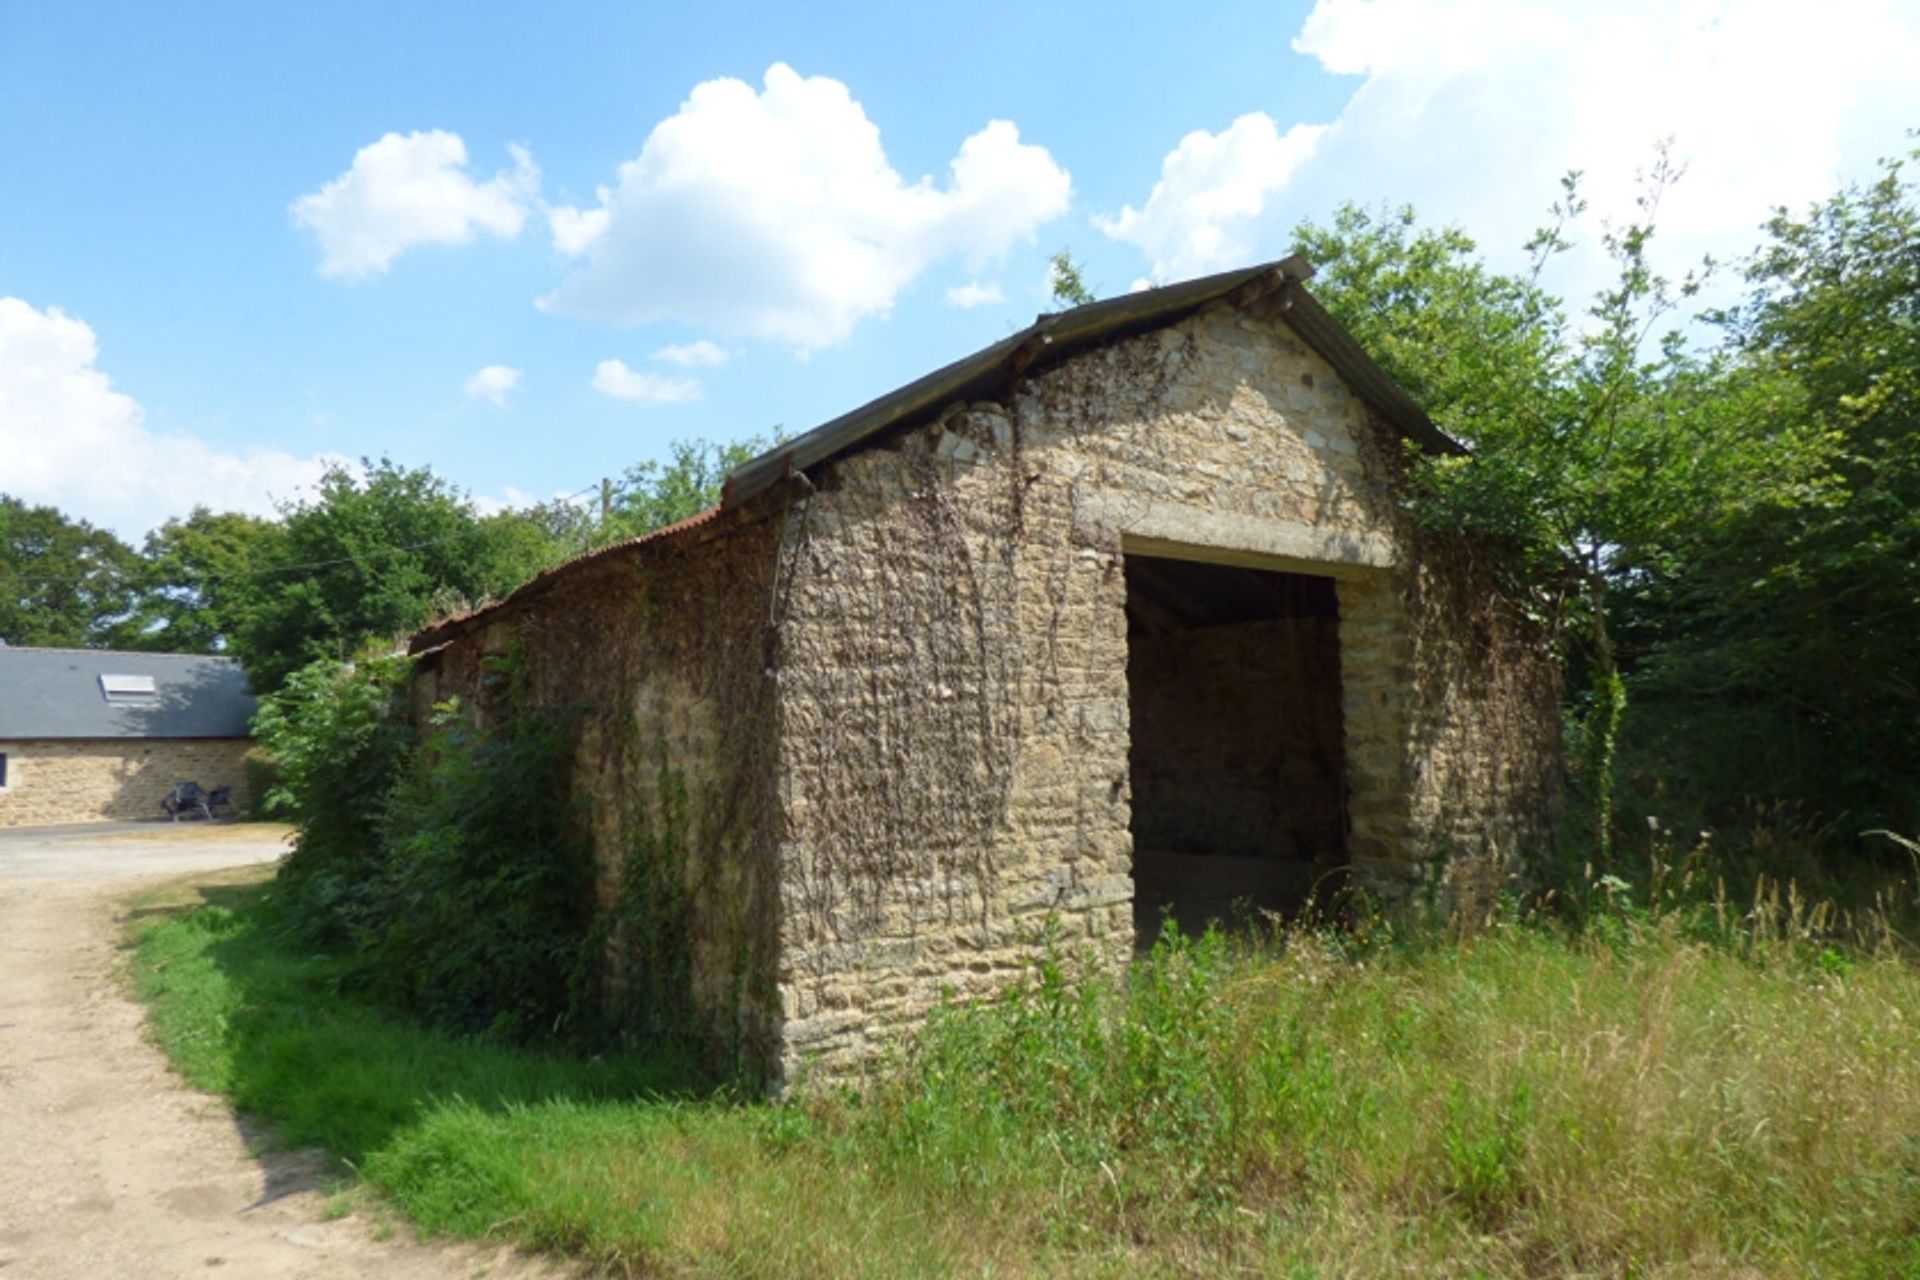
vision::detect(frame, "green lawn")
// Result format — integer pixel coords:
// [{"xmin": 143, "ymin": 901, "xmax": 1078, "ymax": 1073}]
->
[{"xmin": 130, "ymin": 870, "xmax": 1920, "ymax": 1278}]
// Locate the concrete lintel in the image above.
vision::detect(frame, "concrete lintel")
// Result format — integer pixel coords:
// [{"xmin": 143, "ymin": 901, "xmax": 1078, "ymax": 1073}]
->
[{"xmin": 1076, "ymin": 491, "xmax": 1397, "ymax": 578}]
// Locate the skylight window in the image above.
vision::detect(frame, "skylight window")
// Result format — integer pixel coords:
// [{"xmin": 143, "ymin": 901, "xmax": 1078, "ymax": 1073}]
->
[{"xmin": 100, "ymin": 673, "xmax": 159, "ymax": 703}]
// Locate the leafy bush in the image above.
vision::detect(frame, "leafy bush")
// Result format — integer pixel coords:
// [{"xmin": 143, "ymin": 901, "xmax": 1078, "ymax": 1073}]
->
[
  {"xmin": 251, "ymin": 651, "xmax": 415, "ymax": 940},
  {"xmin": 251, "ymin": 650, "xmax": 599, "ymax": 1043},
  {"xmin": 240, "ymin": 752, "xmax": 284, "ymax": 820},
  {"xmin": 372, "ymin": 696, "xmax": 595, "ymax": 1039}
]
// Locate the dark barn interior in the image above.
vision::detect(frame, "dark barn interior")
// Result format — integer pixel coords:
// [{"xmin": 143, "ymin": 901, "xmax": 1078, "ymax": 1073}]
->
[{"xmin": 1125, "ymin": 555, "xmax": 1347, "ymax": 942}]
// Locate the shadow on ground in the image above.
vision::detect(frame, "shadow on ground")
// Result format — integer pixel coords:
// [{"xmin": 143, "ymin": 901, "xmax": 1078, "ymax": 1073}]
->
[{"xmin": 128, "ymin": 874, "xmax": 713, "ymax": 1177}]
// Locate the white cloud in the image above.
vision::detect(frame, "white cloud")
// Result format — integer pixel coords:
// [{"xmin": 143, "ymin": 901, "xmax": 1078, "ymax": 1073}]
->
[
  {"xmin": 469, "ymin": 484, "xmax": 540, "ymax": 517},
  {"xmin": 591, "ymin": 358, "xmax": 703, "ymax": 403},
  {"xmin": 0, "ymin": 298, "xmax": 336, "ymax": 536},
  {"xmin": 292, "ymin": 130, "xmax": 539, "ymax": 279},
  {"xmin": 463, "ymin": 364, "xmax": 522, "ymax": 407},
  {"xmin": 1097, "ymin": 113, "xmax": 1326, "ymax": 282},
  {"xmin": 651, "ymin": 340, "xmax": 731, "ymax": 367},
  {"xmin": 547, "ymin": 194, "xmax": 610, "ymax": 256},
  {"xmin": 542, "ymin": 64, "xmax": 1072, "ymax": 350},
  {"xmin": 945, "ymin": 280, "xmax": 1005, "ymax": 309},
  {"xmin": 1103, "ymin": 0, "xmax": 1920, "ymax": 294}
]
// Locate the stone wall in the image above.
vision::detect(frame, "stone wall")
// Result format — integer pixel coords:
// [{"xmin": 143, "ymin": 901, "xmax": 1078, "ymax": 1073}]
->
[
  {"xmin": 1401, "ymin": 540, "xmax": 1565, "ymax": 912},
  {"xmin": 0, "ymin": 737, "xmax": 255, "ymax": 828},
  {"xmin": 770, "ymin": 425, "xmax": 1133, "ymax": 1083},
  {"xmin": 411, "ymin": 510, "xmax": 787, "ymax": 1079},
  {"xmin": 768, "ymin": 291, "xmax": 1560, "ymax": 1083},
  {"xmin": 1331, "ymin": 536, "xmax": 1563, "ymax": 913},
  {"xmin": 769, "ymin": 295, "xmax": 1375, "ymax": 1081}
]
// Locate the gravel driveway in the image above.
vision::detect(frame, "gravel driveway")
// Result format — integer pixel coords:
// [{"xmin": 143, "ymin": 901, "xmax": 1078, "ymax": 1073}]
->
[
  {"xmin": 0, "ymin": 822, "xmax": 563, "ymax": 1279},
  {"xmin": 0, "ymin": 820, "xmax": 291, "ymax": 883}
]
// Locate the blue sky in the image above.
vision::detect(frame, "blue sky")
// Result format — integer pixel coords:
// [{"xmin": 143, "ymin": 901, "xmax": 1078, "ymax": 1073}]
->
[{"xmin": 4, "ymin": 0, "xmax": 1916, "ymax": 536}]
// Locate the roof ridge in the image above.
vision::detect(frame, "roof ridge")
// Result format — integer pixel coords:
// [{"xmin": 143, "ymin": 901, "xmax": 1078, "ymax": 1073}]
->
[
  {"xmin": 0, "ymin": 646, "xmax": 240, "ymax": 661},
  {"xmin": 719, "ymin": 254, "xmax": 1461, "ymax": 510},
  {"xmin": 406, "ymin": 255, "xmax": 1463, "ymax": 654}
]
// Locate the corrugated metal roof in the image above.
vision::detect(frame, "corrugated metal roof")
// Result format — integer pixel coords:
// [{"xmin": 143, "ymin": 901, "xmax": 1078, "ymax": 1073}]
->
[
  {"xmin": 409, "ymin": 504, "xmax": 726, "ymax": 650},
  {"xmin": 721, "ymin": 255, "xmax": 1464, "ymax": 509},
  {"xmin": 405, "ymin": 256, "xmax": 1462, "ymax": 653},
  {"xmin": 0, "ymin": 647, "xmax": 257, "ymax": 740}
]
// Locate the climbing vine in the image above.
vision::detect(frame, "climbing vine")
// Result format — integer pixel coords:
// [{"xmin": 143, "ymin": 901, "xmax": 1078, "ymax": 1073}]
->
[
  {"xmin": 574, "ymin": 732, "xmax": 695, "ymax": 1043},
  {"xmin": 773, "ymin": 426, "xmax": 1030, "ymax": 943}
]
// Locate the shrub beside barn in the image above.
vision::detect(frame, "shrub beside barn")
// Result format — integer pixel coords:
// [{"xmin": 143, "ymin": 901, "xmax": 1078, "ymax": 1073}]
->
[{"xmin": 409, "ymin": 258, "xmax": 1562, "ymax": 1087}]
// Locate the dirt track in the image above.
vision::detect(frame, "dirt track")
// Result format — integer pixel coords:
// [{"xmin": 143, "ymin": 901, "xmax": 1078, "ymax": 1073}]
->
[{"xmin": 0, "ymin": 824, "xmax": 561, "ymax": 1279}]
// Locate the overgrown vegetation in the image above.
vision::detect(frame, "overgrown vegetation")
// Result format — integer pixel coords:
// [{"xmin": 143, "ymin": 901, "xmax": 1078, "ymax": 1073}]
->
[
  {"xmin": 135, "ymin": 860, "xmax": 1920, "ymax": 1277},
  {"xmin": 1298, "ymin": 143, "xmax": 1920, "ymax": 859},
  {"xmin": 368, "ymin": 684, "xmax": 596, "ymax": 1039},
  {"xmin": 135, "ymin": 433, "xmax": 788, "ymax": 1049},
  {"xmin": 581, "ymin": 737, "xmax": 697, "ymax": 1044},
  {"xmin": 250, "ymin": 648, "xmax": 609, "ymax": 1043},
  {"xmin": 249, "ymin": 651, "xmax": 415, "ymax": 935}
]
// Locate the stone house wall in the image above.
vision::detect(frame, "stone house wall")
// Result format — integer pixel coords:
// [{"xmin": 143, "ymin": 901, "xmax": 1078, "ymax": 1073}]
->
[
  {"xmin": 1397, "ymin": 541, "xmax": 1566, "ymax": 910},
  {"xmin": 0, "ymin": 737, "xmax": 255, "ymax": 828}
]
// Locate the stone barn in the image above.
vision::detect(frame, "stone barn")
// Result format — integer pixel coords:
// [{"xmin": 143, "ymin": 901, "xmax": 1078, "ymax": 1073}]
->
[
  {"xmin": 409, "ymin": 257, "xmax": 1561, "ymax": 1085},
  {"xmin": 0, "ymin": 647, "xmax": 258, "ymax": 828}
]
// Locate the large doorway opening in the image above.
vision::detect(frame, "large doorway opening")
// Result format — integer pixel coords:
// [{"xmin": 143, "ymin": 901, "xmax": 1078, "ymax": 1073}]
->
[{"xmin": 1125, "ymin": 554, "xmax": 1346, "ymax": 942}]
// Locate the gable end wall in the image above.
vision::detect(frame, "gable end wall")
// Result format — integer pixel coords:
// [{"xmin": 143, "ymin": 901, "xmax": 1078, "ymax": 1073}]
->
[{"xmin": 768, "ymin": 293, "xmax": 1560, "ymax": 1084}]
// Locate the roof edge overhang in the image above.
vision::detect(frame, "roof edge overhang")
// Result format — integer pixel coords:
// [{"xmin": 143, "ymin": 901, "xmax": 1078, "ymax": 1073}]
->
[
  {"xmin": 720, "ymin": 254, "xmax": 1464, "ymax": 511},
  {"xmin": 406, "ymin": 255, "xmax": 1465, "ymax": 655},
  {"xmin": 0, "ymin": 732, "xmax": 255, "ymax": 743},
  {"xmin": 407, "ymin": 502, "xmax": 734, "ymax": 652}
]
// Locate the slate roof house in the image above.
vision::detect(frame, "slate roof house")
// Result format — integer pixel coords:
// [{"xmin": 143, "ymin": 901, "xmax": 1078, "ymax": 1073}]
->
[
  {"xmin": 409, "ymin": 257, "xmax": 1562, "ymax": 1086},
  {"xmin": 0, "ymin": 647, "xmax": 258, "ymax": 828}
]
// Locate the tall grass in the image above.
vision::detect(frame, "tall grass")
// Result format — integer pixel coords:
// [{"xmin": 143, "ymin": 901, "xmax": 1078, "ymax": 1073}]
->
[{"xmin": 132, "ymin": 868, "xmax": 1920, "ymax": 1277}]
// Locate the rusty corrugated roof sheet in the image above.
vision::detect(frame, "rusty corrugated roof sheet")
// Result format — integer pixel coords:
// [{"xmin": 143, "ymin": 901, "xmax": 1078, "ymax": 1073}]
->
[{"xmin": 409, "ymin": 504, "xmax": 724, "ymax": 651}]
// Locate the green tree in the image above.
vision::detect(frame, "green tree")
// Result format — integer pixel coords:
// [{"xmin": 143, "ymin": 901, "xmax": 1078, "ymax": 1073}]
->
[
  {"xmin": 118, "ymin": 507, "xmax": 286, "ymax": 653},
  {"xmin": 0, "ymin": 495, "xmax": 138, "ymax": 647},
  {"xmin": 1047, "ymin": 250, "xmax": 1096, "ymax": 308},
  {"xmin": 600, "ymin": 434, "xmax": 781, "ymax": 545},
  {"xmin": 1628, "ymin": 149, "xmax": 1920, "ymax": 834},
  {"xmin": 235, "ymin": 460, "xmax": 564, "ymax": 692},
  {"xmin": 1296, "ymin": 157, "xmax": 1832, "ymax": 861}
]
